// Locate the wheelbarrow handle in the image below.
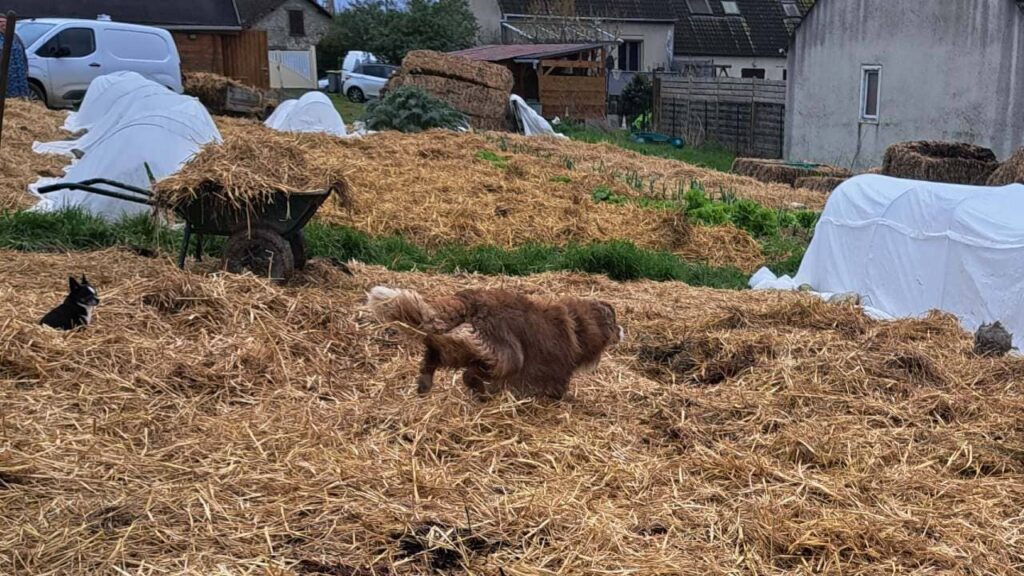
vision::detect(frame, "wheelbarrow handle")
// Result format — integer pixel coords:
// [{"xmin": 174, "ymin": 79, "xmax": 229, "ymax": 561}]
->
[
  {"xmin": 54, "ymin": 178, "xmax": 153, "ymax": 197},
  {"xmin": 35, "ymin": 182, "xmax": 154, "ymax": 206}
]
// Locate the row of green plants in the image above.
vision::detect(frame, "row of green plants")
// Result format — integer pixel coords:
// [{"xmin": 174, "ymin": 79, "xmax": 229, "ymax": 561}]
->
[{"xmin": 0, "ymin": 210, "xmax": 753, "ymax": 289}]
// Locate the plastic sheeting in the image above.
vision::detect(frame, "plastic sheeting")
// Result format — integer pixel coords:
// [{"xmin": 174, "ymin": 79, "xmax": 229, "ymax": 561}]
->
[
  {"xmin": 264, "ymin": 91, "xmax": 347, "ymax": 137},
  {"xmin": 32, "ymin": 74, "xmax": 221, "ymax": 220},
  {"xmin": 509, "ymin": 94, "xmax": 566, "ymax": 138},
  {"xmin": 62, "ymin": 71, "xmax": 156, "ymax": 133},
  {"xmin": 776, "ymin": 174, "xmax": 1024, "ymax": 336}
]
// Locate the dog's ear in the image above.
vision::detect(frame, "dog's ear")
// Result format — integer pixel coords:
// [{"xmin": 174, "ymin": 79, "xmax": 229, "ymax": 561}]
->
[
  {"xmin": 595, "ymin": 301, "xmax": 616, "ymax": 323},
  {"xmin": 69, "ymin": 276, "xmax": 80, "ymax": 291},
  {"xmin": 81, "ymin": 275, "xmax": 89, "ymax": 285}
]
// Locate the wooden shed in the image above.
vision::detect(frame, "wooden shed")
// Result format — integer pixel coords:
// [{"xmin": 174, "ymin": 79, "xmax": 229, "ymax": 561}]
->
[{"xmin": 449, "ymin": 44, "xmax": 610, "ymax": 120}]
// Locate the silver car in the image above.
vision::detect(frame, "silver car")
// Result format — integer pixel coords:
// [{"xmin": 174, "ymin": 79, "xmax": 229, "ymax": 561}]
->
[{"xmin": 342, "ymin": 63, "xmax": 398, "ymax": 103}]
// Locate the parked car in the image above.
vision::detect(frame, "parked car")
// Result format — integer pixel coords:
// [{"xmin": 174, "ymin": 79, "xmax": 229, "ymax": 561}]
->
[
  {"xmin": 16, "ymin": 18, "xmax": 183, "ymax": 108},
  {"xmin": 342, "ymin": 63, "xmax": 398, "ymax": 102},
  {"xmin": 342, "ymin": 50, "xmax": 378, "ymax": 74}
]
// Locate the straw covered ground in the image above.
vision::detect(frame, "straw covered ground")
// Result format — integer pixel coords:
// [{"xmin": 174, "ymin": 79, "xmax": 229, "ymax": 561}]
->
[
  {"xmin": 0, "ymin": 100, "xmax": 70, "ymax": 211},
  {"xmin": 160, "ymin": 120, "xmax": 822, "ymax": 271},
  {"xmin": 3, "ymin": 248, "xmax": 1023, "ymax": 574}
]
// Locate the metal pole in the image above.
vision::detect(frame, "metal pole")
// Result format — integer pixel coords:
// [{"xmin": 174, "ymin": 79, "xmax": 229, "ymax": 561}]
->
[{"xmin": 0, "ymin": 11, "xmax": 18, "ymax": 151}]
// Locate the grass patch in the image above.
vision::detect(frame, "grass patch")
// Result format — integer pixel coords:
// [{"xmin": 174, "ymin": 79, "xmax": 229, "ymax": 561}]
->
[
  {"xmin": 556, "ymin": 122, "xmax": 736, "ymax": 173},
  {"xmin": 475, "ymin": 150, "xmax": 510, "ymax": 170},
  {"xmin": 0, "ymin": 210, "xmax": 750, "ymax": 289},
  {"xmin": 327, "ymin": 93, "xmax": 368, "ymax": 123}
]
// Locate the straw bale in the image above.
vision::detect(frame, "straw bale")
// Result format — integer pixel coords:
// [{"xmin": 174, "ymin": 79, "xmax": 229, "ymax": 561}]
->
[
  {"xmin": 883, "ymin": 140, "xmax": 998, "ymax": 184},
  {"xmin": 389, "ymin": 73, "xmax": 509, "ymax": 122},
  {"xmin": 183, "ymin": 71, "xmax": 266, "ymax": 116},
  {"xmin": 3, "ymin": 247, "xmax": 1024, "ymax": 574},
  {"xmin": 986, "ymin": 147, "xmax": 1024, "ymax": 186},
  {"xmin": 732, "ymin": 157, "xmax": 852, "ymax": 186},
  {"xmin": 0, "ymin": 99, "xmax": 70, "ymax": 211},
  {"xmin": 794, "ymin": 175, "xmax": 847, "ymax": 193},
  {"xmin": 402, "ymin": 50, "xmax": 514, "ymax": 92}
]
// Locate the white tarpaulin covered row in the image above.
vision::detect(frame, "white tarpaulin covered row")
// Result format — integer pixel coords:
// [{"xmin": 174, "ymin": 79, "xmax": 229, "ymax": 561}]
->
[
  {"xmin": 32, "ymin": 72, "xmax": 222, "ymax": 220},
  {"xmin": 264, "ymin": 91, "xmax": 347, "ymax": 137},
  {"xmin": 754, "ymin": 174, "xmax": 1024, "ymax": 338}
]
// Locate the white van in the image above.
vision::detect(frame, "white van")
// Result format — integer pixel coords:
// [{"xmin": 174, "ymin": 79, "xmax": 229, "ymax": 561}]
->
[{"xmin": 16, "ymin": 18, "xmax": 183, "ymax": 108}]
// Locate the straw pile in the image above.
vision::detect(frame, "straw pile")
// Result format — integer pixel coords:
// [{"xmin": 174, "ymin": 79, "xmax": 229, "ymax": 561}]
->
[
  {"xmin": 183, "ymin": 72, "xmax": 270, "ymax": 117},
  {"xmin": 390, "ymin": 51, "xmax": 513, "ymax": 131},
  {"xmin": 986, "ymin": 147, "xmax": 1024, "ymax": 186},
  {"xmin": 0, "ymin": 99, "xmax": 70, "ymax": 211},
  {"xmin": 794, "ymin": 175, "xmax": 847, "ymax": 193},
  {"xmin": 882, "ymin": 141, "xmax": 998, "ymax": 185},
  {"xmin": 3, "ymin": 247, "xmax": 1023, "ymax": 574},
  {"xmin": 732, "ymin": 158, "xmax": 852, "ymax": 186}
]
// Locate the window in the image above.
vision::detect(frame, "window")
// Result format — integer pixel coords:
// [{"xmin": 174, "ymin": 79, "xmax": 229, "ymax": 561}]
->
[
  {"xmin": 288, "ymin": 9, "xmax": 305, "ymax": 36},
  {"xmin": 782, "ymin": 2, "xmax": 801, "ymax": 17},
  {"xmin": 721, "ymin": 1, "xmax": 740, "ymax": 15},
  {"xmin": 617, "ymin": 40, "xmax": 642, "ymax": 72},
  {"xmin": 741, "ymin": 67, "xmax": 765, "ymax": 79},
  {"xmin": 860, "ymin": 65, "xmax": 881, "ymax": 121},
  {"xmin": 14, "ymin": 22, "xmax": 55, "ymax": 48},
  {"xmin": 783, "ymin": 69, "xmax": 787, "ymax": 81},
  {"xmin": 37, "ymin": 27, "xmax": 95, "ymax": 58},
  {"xmin": 687, "ymin": 0, "xmax": 713, "ymax": 15}
]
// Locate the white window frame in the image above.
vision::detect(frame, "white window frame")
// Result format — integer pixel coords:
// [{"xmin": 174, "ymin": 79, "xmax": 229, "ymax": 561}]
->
[{"xmin": 860, "ymin": 65, "xmax": 882, "ymax": 123}]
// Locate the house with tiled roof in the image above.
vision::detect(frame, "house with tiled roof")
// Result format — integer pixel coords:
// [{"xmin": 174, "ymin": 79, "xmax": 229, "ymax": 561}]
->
[
  {"xmin": 786, "ymin": 0, "xmax": 1024, "ymax": 170},
  {"xmin": 468, "ymin": 0, "xmax": 677, "ymax": 74},
  {"xmin": 672, "ymin": 0, "xmax": 806, "ymax": 81}
]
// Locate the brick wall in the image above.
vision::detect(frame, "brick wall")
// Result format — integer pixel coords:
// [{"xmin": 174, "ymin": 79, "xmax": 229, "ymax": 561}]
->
[
  {"xmin": 172, "ymin": 32, "xmax": 225, "ymax": 75},
  {"xmin": 250, "ymin": 0, "xmax": 331, "ymax": 51}
]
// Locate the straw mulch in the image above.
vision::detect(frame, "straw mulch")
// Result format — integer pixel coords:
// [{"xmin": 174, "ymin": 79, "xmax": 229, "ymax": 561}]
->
[
  {"xmin": 0, "ymin": 99, "xmax": 70, "ymax": 211},
  {"xmin": 3, "ymin": 248, "xmax": 1024, "ymax": 574},
  {"xmin": 986, "ymin": 147, "xmax": 1024, "ymax": 186},
  {"xmin": 732, "ymin": 158, "xmax": 852, "ymax": 187},
  {"xmin": 158, "ymin": 123, "xmax": 769, "ymax": 271},
  {"xmin": 883, "ymin": 141, "xmax": 998, "ymax": 185},
  {"xmin": 794, "ymin": 175, "xmax": 847, "ymax": 194}
]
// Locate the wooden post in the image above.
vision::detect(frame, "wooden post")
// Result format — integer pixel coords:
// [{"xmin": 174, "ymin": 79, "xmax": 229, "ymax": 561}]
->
[{"xmin": 0, "ymin": 11, "xmax": 18, "ymax": 152}]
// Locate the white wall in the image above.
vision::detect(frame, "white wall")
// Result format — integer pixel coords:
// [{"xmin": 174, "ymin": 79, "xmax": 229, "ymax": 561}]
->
[
  {"xmin": 611, "ymin": 21, "xmax": 675, "ymax": 72},
  {"xmin": 675, "ymin": 55, "xmax": 788, "ymax": 80},
  {"xmin": 786, "ymin": 0, "xmax": 1024, "ymax": 170}
]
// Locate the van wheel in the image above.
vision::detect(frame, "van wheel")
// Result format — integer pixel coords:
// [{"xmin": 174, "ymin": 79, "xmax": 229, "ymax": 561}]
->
[
  {"xmin": 347, "ymin": 87, "xmax": 365, "ymax": 103},
  {"xmin": 27, "ymin": 82, "xmax": 46, "ymax": 105}
]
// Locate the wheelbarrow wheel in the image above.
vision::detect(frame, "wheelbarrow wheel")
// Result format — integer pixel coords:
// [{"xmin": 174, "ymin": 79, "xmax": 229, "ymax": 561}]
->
[
  {"xmin": 223, "ymin": 227, "xmax": 295, "ymax": 282},
  {"xmin": 288, "ymin": 231, "xmax": 308, "ymax": 270}
]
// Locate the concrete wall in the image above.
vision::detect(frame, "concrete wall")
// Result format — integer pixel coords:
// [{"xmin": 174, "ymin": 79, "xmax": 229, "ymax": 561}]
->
[
  {"xmin": 251, "ymin": 0, "xmax": 331, "ymax": 51},
  {"xmin": 786, "ymin": 0, "xmax": 1024, "ymax": 170},
  {"xmin": 611, "ymin": 21, "xmax": 675, "ymax": 72},
  {"xmin": 469, "ymin": 0, "xmax": 503, "ymax": 44}
]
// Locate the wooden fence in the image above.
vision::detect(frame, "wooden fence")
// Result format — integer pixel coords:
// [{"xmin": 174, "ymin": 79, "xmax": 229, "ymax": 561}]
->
[
  {"xmin": 537, "ymin": 58, "xmax": 607, "ymax": 120},
  {"xmin": 653, "ymin": 76, "xmax": 786, "ymax": 158}
]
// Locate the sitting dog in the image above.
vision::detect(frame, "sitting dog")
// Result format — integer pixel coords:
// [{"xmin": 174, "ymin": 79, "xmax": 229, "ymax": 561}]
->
[
  {"xmin": 367, "ymin": 286, "xmax": 623, "ymax": 400},
  {"xmin": 40, "ymin": 276, "xmax": 100, "ymax": 330}
]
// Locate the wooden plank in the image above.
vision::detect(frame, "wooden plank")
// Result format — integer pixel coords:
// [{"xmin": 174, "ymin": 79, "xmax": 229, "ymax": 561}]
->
[{"xmin": 540, "ymin": 59, "xmax": 601, "ymax": 70}]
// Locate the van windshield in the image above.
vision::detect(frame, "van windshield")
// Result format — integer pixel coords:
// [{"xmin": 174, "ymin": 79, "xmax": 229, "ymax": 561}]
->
[{"xmin": 14, "ymin": 22, "xmax": 56, "ymax": 48}]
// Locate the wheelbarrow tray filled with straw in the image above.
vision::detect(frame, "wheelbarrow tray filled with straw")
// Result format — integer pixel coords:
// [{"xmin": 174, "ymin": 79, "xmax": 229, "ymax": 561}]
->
[{"xmin": 36, "ymin": 178, "xmax": 339, "ymax": 281}]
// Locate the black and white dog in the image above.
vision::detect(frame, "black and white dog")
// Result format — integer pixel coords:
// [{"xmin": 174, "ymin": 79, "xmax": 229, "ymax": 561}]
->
[{"xmin": 40, "ymin": 276, "xmax": 100, "ymax": 330}]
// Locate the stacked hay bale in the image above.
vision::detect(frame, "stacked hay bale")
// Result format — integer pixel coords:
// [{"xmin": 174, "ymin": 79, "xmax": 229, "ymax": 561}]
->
[
  {"xmin": 387, "ymin": 50, "xmax": 513, "ymax": 131},
  {"xmin": 183, "ymin": 72, "xmax": 274, "ymax": 118},
  {"xmin": 882, "ymin": 141, "xmax": 998, "ymax": 184},
  {"xmin": 731, "ymin": 158, "xmax": 852, "ymax": 187},
  {"xmin": 793, "ymin": 176, "xmax": 847, "ymax": 194},
  {"xmin": 985, "ymin": 148, "xmax": 1024, "ymax": 186}
]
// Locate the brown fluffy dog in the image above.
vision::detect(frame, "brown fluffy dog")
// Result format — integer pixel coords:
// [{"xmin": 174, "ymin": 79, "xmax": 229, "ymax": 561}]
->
[{"xmin": 367, "ymin": 286, "xmax": 624, "ymax": 400}]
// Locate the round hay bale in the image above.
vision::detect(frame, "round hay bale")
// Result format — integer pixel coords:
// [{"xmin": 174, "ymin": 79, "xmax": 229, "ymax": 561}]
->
[
  {"xmin": 986, "ymin": 148, "xmax": 1024, "ymax": 186},
  {"xmin": 882, "ymin": 141, "xmax": 998, "ymax": 184},
  {"xmin": 731, "ymin": 157, "xmax": 851, "ymax": 186},
  {"xmin": 794, "ymin": 176, "xmax": 847, "ymax": 194},
  {"xmin": 402, "ymin": 50, "xmax": 513, "ymax": 92}
]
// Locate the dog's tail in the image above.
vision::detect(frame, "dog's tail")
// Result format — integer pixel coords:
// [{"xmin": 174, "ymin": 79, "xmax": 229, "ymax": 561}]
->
[{"xmin": 367, "ymin": 286, "xmax": 460, "ymax": 333}]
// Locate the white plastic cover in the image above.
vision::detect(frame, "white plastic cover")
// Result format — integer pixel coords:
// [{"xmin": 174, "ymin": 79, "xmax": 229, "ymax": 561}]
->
[
  {"xmin": 264, "ymin": 91, "xmax": 347, "ymax": 136},
  {"xmin": 790, "ymin": 174, "xmax": 1024, "ymax": 336},
  {"xmin": 35, "ymin": 85, "xmax": 181, "ymax": 157},
  {"xmin": 509, "ymin": 94, "xmax": 566, "ymax": 138},
  {"xmin": 32, "ymin": 96, "xmax": 221, "ymax": 220},
  {"xmin": 63, "ymin": 71, "xmax": 158, "ymax": 132}
]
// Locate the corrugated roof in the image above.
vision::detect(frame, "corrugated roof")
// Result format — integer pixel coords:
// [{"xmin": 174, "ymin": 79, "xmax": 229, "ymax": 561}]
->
[
  {"xmin": 0, "ymin": 0, "xmax": 241, "ymax": 29},
  {"xmin": 450, "ymin": 43, "xmax": 608, "ymax": 62},
  {"xmin": 497, "ymin": 0, "xmax": 674, "ymax": 20}
]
